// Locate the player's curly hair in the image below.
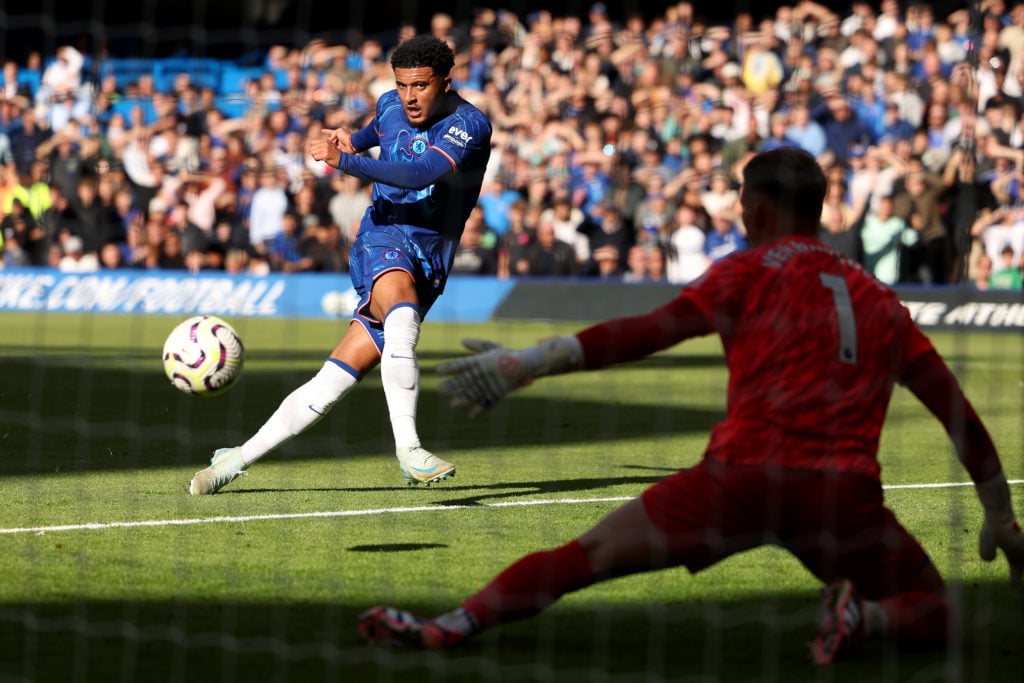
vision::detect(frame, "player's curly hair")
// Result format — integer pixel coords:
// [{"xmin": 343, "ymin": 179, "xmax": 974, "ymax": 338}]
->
[{"xmin": 390, "ymin": 35, "xmax": 455, "ymax": 77}]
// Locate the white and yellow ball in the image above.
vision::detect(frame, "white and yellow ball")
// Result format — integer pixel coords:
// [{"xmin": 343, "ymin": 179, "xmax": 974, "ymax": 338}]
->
[{"xmin": 162, "ymin": 315, "xmax": 245, "ymax": 396}]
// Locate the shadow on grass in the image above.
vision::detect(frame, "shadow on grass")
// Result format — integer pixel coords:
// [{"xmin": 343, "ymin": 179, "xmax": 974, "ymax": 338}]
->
[
  {"xmin": 1, "ymin": 582, "xmax": 1020, "ymax": 683},
  {"xmin": 221, "ymin": 473, "xmax": 666, "ymax": 504},
  {"xmin": 0, "ymin": 354, "xmax": 724, "ymax": 477}
]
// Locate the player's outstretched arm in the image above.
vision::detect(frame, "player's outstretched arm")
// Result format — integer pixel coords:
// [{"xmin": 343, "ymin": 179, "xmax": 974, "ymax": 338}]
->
[
  {"xmin": 901, "ymin": 347, "xmax": 1024, "ymax": 585},
  {"xmin": 436, "ymin": 296, "xmax": 711, "ymax": 417},
  {"xmin": 437, "ymin": 337, "xmax": 584, "ymax": 417}
]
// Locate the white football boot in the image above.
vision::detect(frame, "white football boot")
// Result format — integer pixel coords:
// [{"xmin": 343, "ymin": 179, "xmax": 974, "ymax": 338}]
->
[
  {"xmin": 188, "ymin": 447, "xmax": 247, "ymax": 495},
  {"xmin": 396, "ymin": 446, "xmax": 455, "ymax": 486}
]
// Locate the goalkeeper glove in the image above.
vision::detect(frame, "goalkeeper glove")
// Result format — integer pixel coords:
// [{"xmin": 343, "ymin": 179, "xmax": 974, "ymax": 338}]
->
[
  {"xmin": 436, "ymin": 336, "xmax": 584, "ymax": 417},
  {"xmin": 975, "ymin": 473, "xmax": 1024, "ymax": 586}
]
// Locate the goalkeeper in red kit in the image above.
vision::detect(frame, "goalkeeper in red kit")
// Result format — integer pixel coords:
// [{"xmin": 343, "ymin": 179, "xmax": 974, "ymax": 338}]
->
[{"xmin": 358, "ymin": 147, "xmax": 1024, "ymax": 663}]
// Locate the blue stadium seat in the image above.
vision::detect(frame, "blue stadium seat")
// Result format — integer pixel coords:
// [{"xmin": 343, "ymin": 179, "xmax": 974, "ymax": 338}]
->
[
  {"xmin": 219, "ymin": 64, "xmax": 265, "ymax": 95},
  {"xmin": 100, "ymin": 58, "xmax": 159, "ymax": 90},
  {"xmin": 17, "ymin": 69, "xmax": 41, "ymax": 96},
  {"xmin": 153, "ymin": 58, "xmax": 223, "ymax": 93}
]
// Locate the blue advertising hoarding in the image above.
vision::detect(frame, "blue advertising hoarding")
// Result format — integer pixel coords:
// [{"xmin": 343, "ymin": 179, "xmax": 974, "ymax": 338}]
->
[{"xmin": 0, "ymin": 268, "xmax": 515, "ymax": 323}]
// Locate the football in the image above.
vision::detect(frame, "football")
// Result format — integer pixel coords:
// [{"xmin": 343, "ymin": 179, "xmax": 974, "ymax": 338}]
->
[{"xmin": 162, "ymin": 315, "xmax": 245, "ymax": 396}]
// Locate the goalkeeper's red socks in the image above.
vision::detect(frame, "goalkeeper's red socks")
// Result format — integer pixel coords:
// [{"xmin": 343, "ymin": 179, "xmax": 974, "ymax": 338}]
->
[{"xmin": 454, "ymin": 540, "xmax": 596, "ymax": 632}]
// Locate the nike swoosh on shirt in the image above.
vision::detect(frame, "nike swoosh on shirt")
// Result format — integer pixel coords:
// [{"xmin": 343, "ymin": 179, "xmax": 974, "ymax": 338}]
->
[
  {"xmin": 308, "ymin": 404, "xmax": 325, "ymax": 415},
  {"xmin": 389, "ymin": 353, "xmax": 416, "ymax": 360}
]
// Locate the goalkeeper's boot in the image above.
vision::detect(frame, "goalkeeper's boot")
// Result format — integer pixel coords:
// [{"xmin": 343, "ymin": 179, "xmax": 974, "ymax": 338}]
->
[
  {"xmin": 396, "ymin": 446, "xmax": 455, "ymax": 486},
  {"xmin": 812, "ymin": 579, "xmax": 866, "ymax": 664},
  {"xmin": 358, "ymin": 606, "xmax": 464, "ymax": 649},
  {"xmin": 188, "ymin": 447, "xmax": 247, "ymax": 495}
]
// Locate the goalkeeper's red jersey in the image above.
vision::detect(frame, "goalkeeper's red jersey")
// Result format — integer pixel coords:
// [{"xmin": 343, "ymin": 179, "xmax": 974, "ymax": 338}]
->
[{"xmin": 580, "ymin": 236, "xmax": 936, "ymax": 478}]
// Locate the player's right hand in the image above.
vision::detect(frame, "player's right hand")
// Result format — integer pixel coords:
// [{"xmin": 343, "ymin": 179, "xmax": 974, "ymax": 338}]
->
[
  {"xmin": 320, "ymin": 127, "xmax": 356, "ymax": 154},
  {"xmin": 979, "ymin": 513, "xmax": 1024, "ymax": 587},
  {"xmin": 309, "ymin": 136, "xmax": 341, "ymax": 167},
  {"xmin": 436, "ymin": 339, "xmax": 532, "ymax": 418}
]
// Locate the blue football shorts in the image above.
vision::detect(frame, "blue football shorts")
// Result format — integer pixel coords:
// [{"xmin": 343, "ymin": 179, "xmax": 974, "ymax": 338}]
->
[{"xmin": 348, "ymin": 222, "xmax": 452, "ymax": 352}]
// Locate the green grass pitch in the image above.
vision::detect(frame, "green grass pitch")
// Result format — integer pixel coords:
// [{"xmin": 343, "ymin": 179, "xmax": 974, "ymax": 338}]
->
[{"xmin": 0, "ymin": 312, "xmax": 1021, "ymax": 682}]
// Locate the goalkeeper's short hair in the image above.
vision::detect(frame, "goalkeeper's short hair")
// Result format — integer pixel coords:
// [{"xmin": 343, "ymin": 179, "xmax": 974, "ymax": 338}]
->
[{"xmin": 390, "ymin": 35, "xmax": 455, "ymax": 77}]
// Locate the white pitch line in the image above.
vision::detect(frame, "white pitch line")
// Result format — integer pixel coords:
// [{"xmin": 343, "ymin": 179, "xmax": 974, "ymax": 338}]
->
[{"xmin": 2, "ymin": 481, "xmax": 1022, "ymax": 536}]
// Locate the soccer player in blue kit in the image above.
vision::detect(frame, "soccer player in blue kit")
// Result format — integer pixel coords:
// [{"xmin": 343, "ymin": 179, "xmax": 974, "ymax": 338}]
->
[{"xmin": 189, "ymin": 35, "xmax": 492, "ymax": 494}]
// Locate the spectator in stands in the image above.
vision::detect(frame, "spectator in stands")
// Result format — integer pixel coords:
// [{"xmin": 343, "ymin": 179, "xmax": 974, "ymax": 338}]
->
[
  {"xmin": 589, "ymin": 244, "xmax": 623, "ymax": 279},
  {"xmin": 878, "ymin": 101, "xmax": 918, "ymax": 145},
  {"xmin": 861, "ymin": 193, "xmax": 919, "ymax": 285},
  {"xmin": 266, "ymin": 210, "xmax": 307, "ymax": 272},
  {"xmin": 622, "ymin": 243, "xmax": 649, "ymax": 283},
  {"xmin": 63, "ymin": 175, "xmax": 116, "ymax": 255},
  {"xmin": 476, "ymin": 175, "xmax": 521, "ymax": 241},
  {"xmin": 0, "ymin": 198, "xmax": 45, "ymax": 266},
  {"xmin": 451, "ymin": 207, "xmax": 499, "ymax": 276},
  {"xmin": 2, "ymin": 162, "xmax": 48, "ymax": 220},
  {"xmin": 9, "ymin": 107, "xmax": 49, "ymax": 177},
  {"xmin": 892, "ymin": 166, "xmax": 950, "ymax": 283},
  {"xmin": 718, "ymin": 115, "xmax": 765, "ymax": 173},
  {"xmin": 326, "ymin": 172, "xmax": 370, "ymax": 246},
  {"xmin": 705, "ymin": 210, "xmax": 748, "ymax": 263},
  {"xmin": 57, "ymin": 234, "xmax": 98, "ymax": 272},
  {"xmin": 223, "ymin": 247, "xmax": 251, "ymax": 274},
  {"xmin": 944, "ymin": 136, "xmax": 998, "ymax": 282},
  {"xmin": 248, "ymin": 166, "xmax": 289, "ymax": 254},
  {"xmin": 541, "ymin": 190, "xmax": 590, "ymax": 269},
  {"xmin": 157, "ymin": 228, "xmax": 187, "ymax": 270},
  {"xmin": 665, "ymin": 203, "xmax": 709, "ymax": 285},
  {"xmin": 511, "ymin": 213, "xmax": 577, "ymax": 276},
  {"xmin": 2, "ymin": 60, "xmax": 34, "ymax": 102},
  {"xmin": 581, "ymin": 201, "xmax": 631, "ymax": 274},
  {"xmin": 38, "ymin": 45, "xmax": 85, "ymax": 106},
  {"xmin": 98, "ymin": 240, "xmax": 128, "ymax": 270},
  {"xmin": 972, "ymin": 252, "xmax": 994, "ymax": 290},
  {"xmin": 785, "ymin": 103, "xmax": 827, "ymax": 158},
  {"xmin": 699, "ymin": 169, "xmax": 739, "ymax": 221},
  {"xmin": 496, "ymin": 199, "xmax": 534, "ymax": 278},
  {"xmin": 819, "ymin": 190, "xmax": 864, "ymax": 263},
  {"xmin": 814, "ymin": 91, "xmax": 873, "ymax": 166},
  {"xmin": 301, "ymin": 222, "xmax": 348, "ymax": 273},
  {"xmin": 990, "ymin": 243, "xmax": 1024, "ymax": 289}
]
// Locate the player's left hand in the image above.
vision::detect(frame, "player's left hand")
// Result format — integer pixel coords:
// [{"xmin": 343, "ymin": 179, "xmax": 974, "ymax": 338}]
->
[
  {"xmin": 975, "ymin": 474, "xmax": 1024, "ymax": 586},
  {"xmin": 979, "ymin": 514, "xmax": 1024, "ymax": 586},
  {"xmin": 436, "ymin": 339, "xmax": 532, "ymax": 418}
]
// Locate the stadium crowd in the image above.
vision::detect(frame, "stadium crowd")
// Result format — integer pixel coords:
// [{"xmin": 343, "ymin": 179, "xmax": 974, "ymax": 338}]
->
[{"xmin": 0, "ymin": 1, "xmax": 1023, "ymax": 289}]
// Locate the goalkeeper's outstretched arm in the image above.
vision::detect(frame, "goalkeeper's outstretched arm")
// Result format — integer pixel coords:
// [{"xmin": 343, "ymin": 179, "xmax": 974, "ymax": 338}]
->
[
  {"xmin": 436, "ymin": 296, "xmax": 711, "ymax": 416},
  {"xmin": 900, "ymin": 344, "xmax": 1024, "ymax": 585}
]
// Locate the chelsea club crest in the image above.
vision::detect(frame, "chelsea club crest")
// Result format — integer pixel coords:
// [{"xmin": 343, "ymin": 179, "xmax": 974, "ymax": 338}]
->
[{"xmin": 408, "ymin": 136, "xmax": 429, "ymax": 156}]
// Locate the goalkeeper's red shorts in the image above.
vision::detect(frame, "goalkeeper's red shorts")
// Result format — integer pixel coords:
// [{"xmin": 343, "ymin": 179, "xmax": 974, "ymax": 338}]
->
[{"xmin": 640, "ymin": 457, "xmax": 934, "ymax": 600}]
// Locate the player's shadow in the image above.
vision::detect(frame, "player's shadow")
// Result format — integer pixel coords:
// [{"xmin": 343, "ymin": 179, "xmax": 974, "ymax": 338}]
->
[{"xmin": 206, "ymin": 470, "xmax": 671, "ymax": 504}]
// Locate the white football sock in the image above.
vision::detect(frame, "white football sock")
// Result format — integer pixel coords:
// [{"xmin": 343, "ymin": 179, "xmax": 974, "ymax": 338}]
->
[
  {"xmin": 240, "ymin": 360, "xmax": 359, "ymax": 466},
  {"xmin": 380, "ymin": 305, "xmax": 421, "ymax": 450}
]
